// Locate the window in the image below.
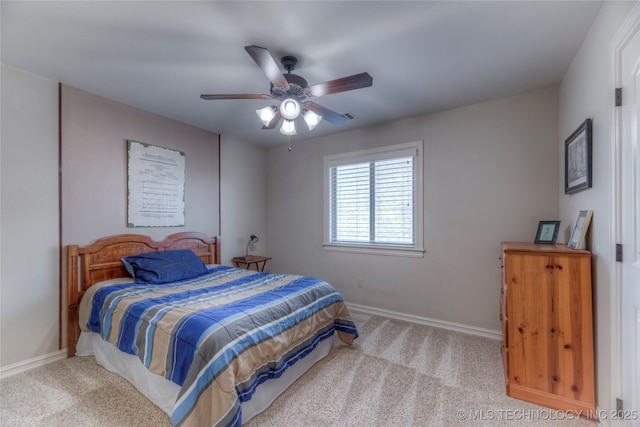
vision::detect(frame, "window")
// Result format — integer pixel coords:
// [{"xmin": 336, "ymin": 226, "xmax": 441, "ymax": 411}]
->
[{"xmin": 324, "ymin": 141, "xmax": 424, "ymax": 257}]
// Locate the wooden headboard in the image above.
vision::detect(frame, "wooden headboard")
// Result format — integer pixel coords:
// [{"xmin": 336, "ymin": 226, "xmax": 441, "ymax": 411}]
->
[{"xmin": 67, "ymin": 231, "xmax": 221, "ymax": 357}]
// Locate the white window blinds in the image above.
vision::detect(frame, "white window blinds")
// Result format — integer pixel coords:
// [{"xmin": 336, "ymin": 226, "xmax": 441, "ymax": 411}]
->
[{"xmin": 326, "ymin": 143, "xmax": 421, "ymax": 249}]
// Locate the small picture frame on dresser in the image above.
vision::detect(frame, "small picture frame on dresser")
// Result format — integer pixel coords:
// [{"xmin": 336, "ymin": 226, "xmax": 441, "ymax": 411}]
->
[
  {"xmin": 534, "ymin": 221, "xmax": 561, "ymax": 244},
  {"xmin": 568, "ymin": 210, "xmax": 593, "ymax": 249}
]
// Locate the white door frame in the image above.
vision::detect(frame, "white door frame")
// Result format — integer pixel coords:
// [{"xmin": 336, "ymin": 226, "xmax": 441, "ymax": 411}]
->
[{"xmin": 610, "ymin": 1, "xmax": 640, "ymax": 414}]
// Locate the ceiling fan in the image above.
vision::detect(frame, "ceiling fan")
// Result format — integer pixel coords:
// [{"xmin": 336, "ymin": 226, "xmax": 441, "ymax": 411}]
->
[{"xmin": 200, "ymin": 45, "xmax": 373, "ymax": 135}]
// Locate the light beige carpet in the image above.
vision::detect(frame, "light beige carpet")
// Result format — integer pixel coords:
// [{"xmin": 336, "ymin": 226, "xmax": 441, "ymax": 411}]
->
[{"xmin": 1, "ymin": 311, "xmax": 594, "ymax": 426}]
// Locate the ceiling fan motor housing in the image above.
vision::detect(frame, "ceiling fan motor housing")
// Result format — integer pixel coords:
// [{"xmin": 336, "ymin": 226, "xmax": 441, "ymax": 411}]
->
[{"xmin": 271, "ymin": 73, "xmax": 309, "ymax": 100}]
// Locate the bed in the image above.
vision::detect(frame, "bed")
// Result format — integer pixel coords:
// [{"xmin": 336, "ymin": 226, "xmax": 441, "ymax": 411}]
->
[{"xmin": 67, "ymin": 232, "xmax": 358, "ymax": 427}]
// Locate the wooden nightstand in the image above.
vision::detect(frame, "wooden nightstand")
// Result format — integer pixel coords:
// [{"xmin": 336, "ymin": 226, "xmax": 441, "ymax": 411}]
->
[{"xmin": 232, "ymin": 255, "xmax": 272, "ymax": 272}]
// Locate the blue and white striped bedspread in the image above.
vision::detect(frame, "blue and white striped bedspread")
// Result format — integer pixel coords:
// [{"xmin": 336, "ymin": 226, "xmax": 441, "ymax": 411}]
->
[{"xmin": 79, "ymin": 265, "xmax": 358, "ymax": 427}]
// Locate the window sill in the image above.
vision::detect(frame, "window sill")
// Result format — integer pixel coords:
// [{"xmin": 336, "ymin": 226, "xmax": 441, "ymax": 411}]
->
[{"xmin": 322, "ymin": 243, "xmax": 425, "ymax": 258}]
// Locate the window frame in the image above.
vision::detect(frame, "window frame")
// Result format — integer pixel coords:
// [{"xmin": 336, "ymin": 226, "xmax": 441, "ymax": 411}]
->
[{"xmin": 323, "ymin": 141, "xmax": 424, "ymax": 257}]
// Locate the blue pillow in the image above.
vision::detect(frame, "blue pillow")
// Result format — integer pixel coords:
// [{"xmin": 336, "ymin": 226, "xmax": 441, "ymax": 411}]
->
[{"xmin": 121, "ymin": 249, "xmax": 208, "ymax": 284}]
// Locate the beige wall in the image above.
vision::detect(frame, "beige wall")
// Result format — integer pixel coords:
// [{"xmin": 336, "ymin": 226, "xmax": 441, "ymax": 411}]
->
[
  {"xmin": 1, "ymin": 65, "xmax": 60, "ymax": 366},
  {"xmin": 266, "ymin": 86, "xmax": 559, "ymax": 333},
  {"xmin": 220, "ymin": 136, "xmax": 268, "ymax": 266},
  {"xmin": 61, "ymin": 85, "xmax": 220, "ymax": 247},
  {"xmin": 558, "ymin": 0, "xmax": 636, "ymax": 417}
]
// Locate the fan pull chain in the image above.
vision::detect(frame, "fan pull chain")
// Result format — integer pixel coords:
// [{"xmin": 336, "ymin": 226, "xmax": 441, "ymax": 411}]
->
[{"xmin": 288, "ymin": 134, "xmax": 292, "ymax": 151}]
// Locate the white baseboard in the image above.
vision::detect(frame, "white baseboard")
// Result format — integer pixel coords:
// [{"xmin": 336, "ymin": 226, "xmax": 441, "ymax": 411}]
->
[
  {"xmin": 346, "ymin": 302, "xmax": 502, "ymax": 340},
  {"xmin": 0, "ymin": 349, "xmax": 67, "ymax": 379}
]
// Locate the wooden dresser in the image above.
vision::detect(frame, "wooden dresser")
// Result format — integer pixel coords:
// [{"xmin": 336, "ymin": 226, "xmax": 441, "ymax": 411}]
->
[{"xmin": 500, "ymin": 242, "xmax": 595, "ymax": 415}]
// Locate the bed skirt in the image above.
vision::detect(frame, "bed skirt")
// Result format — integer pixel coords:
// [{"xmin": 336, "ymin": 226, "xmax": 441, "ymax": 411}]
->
[{"xmin": 76, "ymin": 331, "xmax": 334, "ymax": 423}]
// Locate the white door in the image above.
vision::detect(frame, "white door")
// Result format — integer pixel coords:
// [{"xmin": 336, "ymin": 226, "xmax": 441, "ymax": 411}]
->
[{"xmin": 620, "ymin": 13, "xmax": 640, "ymax": 425}]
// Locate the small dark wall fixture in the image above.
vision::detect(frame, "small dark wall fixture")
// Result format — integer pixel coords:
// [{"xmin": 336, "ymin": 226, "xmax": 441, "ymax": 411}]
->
[{"xmin": 565, "ymin": 118, "xmax": 592, "ymax": 194}]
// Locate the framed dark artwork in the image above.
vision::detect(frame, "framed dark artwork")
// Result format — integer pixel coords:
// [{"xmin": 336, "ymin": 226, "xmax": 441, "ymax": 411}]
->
[
  {"xmin": 565, "ymin": 118, "xmax": 592, "ymax": 194},
  {"xmin": 534, "ymin": 221, "xmax": 561, "ymax": 244},
  {"xmin": 568, "ymin": 210, "xmax": 593, "ymax": 249}
]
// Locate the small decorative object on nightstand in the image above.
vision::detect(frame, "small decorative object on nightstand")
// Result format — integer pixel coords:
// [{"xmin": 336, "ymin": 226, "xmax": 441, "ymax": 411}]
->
[
  {"xmin": 232, "ymin": 255, "xmax": 272, "ymax": 272},
  {"xmin": 233, "ymin": 234, "xmax": 271, "ymax": 271},
  {"xmin": 245, "ymin": 234, "xmax": 259, "ymax": 257}
]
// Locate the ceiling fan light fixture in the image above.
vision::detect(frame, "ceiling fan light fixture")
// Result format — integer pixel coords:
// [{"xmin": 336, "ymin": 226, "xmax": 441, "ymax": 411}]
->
[
  {"xmin": 303, "ymin": 110, "xmax": 322, "ymax": 130},
  {"xmin": 256, "ymin": 105, "xmax": 277, "ymax": 126},
  {"xmin": 201, "ymin": 47, "xmax": 373, "ymax": 139},
  {"xmin": 279, "ymin": 98, "xmax": 301, "ymax": 120},
  {"xmin": 280, "ymin": 120, "xmax": 297, "ymax": 136}
]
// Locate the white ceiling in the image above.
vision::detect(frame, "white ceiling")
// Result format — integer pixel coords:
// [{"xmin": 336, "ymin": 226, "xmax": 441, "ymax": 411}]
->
[{"xmin": 1, "ymin": 1, "xmax": 602, "ymax": 147}]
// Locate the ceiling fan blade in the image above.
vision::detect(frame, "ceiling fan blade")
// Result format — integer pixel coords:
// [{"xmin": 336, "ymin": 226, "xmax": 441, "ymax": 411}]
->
[
  {"xmin": 262, "ymin": 111, "xmax": 282, "ymax": 130},
  {"xmin": 308, "ymin": 72, "xmax": 373, "ymax": 97},
  {"xmin": 200, "ymin": 94, "xmax": 269, "ymax": 100},
  {"xmin": 305, "ymin": 102, "xmax": 349, "ymax": 126},
  {"xmin": 244, "ymin": 45, "xmax": 290, "ymax": 90}
]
